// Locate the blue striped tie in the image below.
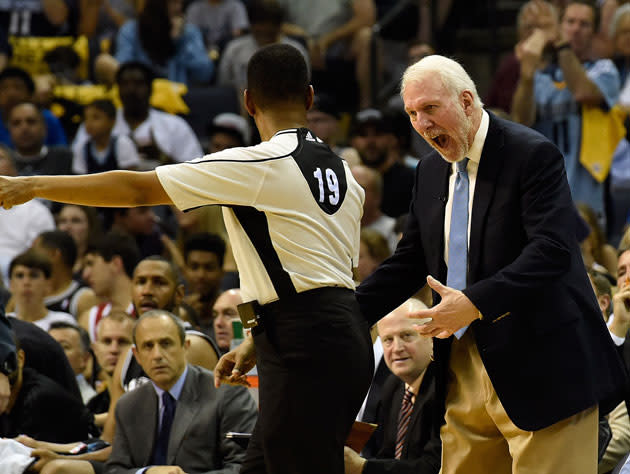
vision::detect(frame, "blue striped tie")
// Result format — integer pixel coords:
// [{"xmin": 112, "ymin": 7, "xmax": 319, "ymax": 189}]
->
[{"xmin": 448, "ymin": 158, "xmax": 470, "ymax": 339}]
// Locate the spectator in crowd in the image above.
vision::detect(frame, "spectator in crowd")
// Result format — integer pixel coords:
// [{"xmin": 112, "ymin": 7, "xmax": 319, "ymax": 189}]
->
[
  {"xmin": 31, "ymin": 230, "xmax": 97, "ymax": 318},
  {"xmin": 0, "ymin": 147, "xmax": 55, "ymax": 285},
  {"xmin": 350, "ymin": 108, "xmax": 415, "ymax": 218},
  {"xmin": 185, "ymin": 0, "xmax": 249, "ymax": 54},
  {"xmin": 344, "ymin": 298, "xmax": 440, "ymax": 474},
  {"xmin": 278, "ymin": 0, "xmax": 376, "ymax": 108},
  {"xmin": 212, "ymin": 288, "xmax": 242, "ymax": 354},
  {"xmin": 78, "ymin": 232, "xmax": 140, "ymax": 341},
  {"xmin": 0, "ymin": 337, "xmax": 92, "ymax": 443},
  {"xmin": 99, "ymin": 256, "xmax": 221, "ymax": 445},
  {"xmin": 9, "ymin": 316, "xmax": 81, "ymax": 400},
  {"xmin": 182, "ymin": 232, "xmax": 225, "ymax": 336},
  {"xmin": 512, "ymin": 0, "xmax": 619, "ymax": 224},
  {"xmin": 97, "ymin": 0, "xmax": 214, "ymax": 85},
  {"xmin": 0, "ymin": 0, "xmax": 77, "ymax": 37},
  {"xmin": 208, "ymin": 112, "xmax": 250, "ymax": 153},
  {"xmin": 578, "ymin": 202, "xmax": 618, "ymax": 276},
  {"xmin": 590, "ymin": 269, "xmax": 630, "ymax": 473},
  {"xmin": 108, "ymin": 206, "xmax": 164, "ymax": 258},
  {"xmin": 73, "ymin": 99, "xmax": 141, "ymax": 175},
  {"xmin": 56, "ymin": 204, "xmax": 103, "ymax": 278},
  {"xmin": 48, "ymin": 321, "xmax": 97, "ymax": 404},
  {"xmin": 78, "ymin": 0, "xmax": 136, "ymax": 42},
  {"xmin": 0, "ymin": 67, "xmax": 67, "ymax": 148},
  {"xmin": 351, "ymin": 164, "xmax": 397, "ymax": 252},
  {"xmin": 105, "ymin": 310, "xmax": 257, "ymax": 474},
  {"xmin": 357, "ymin": 228, "xmax": 391, "ymax": 283},
  {"xmin": 609, "ymin": 3, "xmax": 630, "ymax": 246},
  {"xmin": 22, "ymin": 257, "xmax": 221, "ymax": 474},
  {"xmin": 307, "ymin": 93, "xmax": 345, "ymax": 155},
  {"xmin": 217, "ymin": 0, "xmax": 308, "ymax": 98},
  {"xmin": 0, "ymin": 303, "xmax": 16, "ymax": 416},
  {"xmin": 7, "ymin": 250, "xmax": 76, "ymax": 332},
  {"xmin": 485, "ymin": 0, "xmax": 558, "ymax": 115},
  {"xmin": 87, "ymin": 311, "xmax": 134, "ymax": 420},
  {"xmin": 8, "ymin": 102, "xmax": 73, "ymax": 177},
  {"xmin": 165, "ymin": 204, "xmax": 237, "ymax": 281},
  {"xmin": 73, "ymin": 61, "xmax": 204, "ymax": 169}
]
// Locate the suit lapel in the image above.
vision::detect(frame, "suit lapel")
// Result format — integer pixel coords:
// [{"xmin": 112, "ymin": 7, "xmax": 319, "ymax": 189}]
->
[
  {"xmin": 468, "ymin": 112, "xmax": 504, "ymax": 281},
  {"xmin": 167, "ymin": 367, "xmax": 202, "ymax": 464},
  {"xmin": 138, "ymin": 386, "xmax": 158, "ymax": 465}
]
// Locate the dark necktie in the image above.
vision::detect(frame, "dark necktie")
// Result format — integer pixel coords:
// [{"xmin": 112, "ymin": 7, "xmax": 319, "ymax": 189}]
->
[
  {"xmin": 150, "ymin": 391, "xmax": 176, "ymax": 466},
  {"xmin": 447, "ymin": 158, "xmax": 470, "ymax": 339},
  {"xmin": 394, "ymin": 387, "xmax": 414, "ymax": 459}
]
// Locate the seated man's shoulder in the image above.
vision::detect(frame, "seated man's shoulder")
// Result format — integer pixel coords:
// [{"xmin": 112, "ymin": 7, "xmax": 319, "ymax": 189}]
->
[{"xmin": 20, "ymin": 368, "xmax": 79, "ymax": 409}]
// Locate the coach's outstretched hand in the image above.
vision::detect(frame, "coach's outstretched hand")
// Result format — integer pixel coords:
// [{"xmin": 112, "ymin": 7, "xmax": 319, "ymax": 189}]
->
[
  {"xmin": 411, "ymin": 276, "xmax": 481, "ymax": 339},
  {"xmin": 214, "ymin": 334, "xmax": 256, "ymax": 388}
]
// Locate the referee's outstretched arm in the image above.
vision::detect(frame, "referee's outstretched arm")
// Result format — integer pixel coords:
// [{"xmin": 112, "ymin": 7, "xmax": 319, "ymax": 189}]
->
[{"xmin": 0, "ymin": 169, "xmax": 173, "ymax": 210}]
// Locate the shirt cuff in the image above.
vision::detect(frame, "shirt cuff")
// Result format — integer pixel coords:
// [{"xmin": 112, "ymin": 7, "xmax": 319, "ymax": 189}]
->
[{"xmin": 609, "ymin": 331, "xmax": 625, "ymax": 346}]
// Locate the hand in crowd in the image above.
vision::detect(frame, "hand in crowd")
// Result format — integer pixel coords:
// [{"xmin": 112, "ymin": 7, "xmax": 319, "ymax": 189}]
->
[
  {"xmin": 214, "ymin": 334, "xmax": 256, "ymax": 388},
  {"xmin": 170, "ymin": 15, "xmax": 185, "ymax": 40},
  {"xmin": 0, "ymin": 372, "xmax": 9, "ymax": 414},
  {"xmin": 515, "ymin": 28, "xmax": 548, "ymax": 79},
  {"xmin": 412, "ymin": 276, "xmax": 481, "ymax": 339},
  {"xmin": 343, "ymin": 446, "xmax": 367, "ymax": 474},
  {"xmin": 146, "ymin": 465, "xmax": 188, "ymax": 474},
  {"xmin": 613, "ymin": 284, "xmax": 630, "ymax": 337},
  {"xmin": 29, "ymin": 448, "xmax": 61, "ymax": 472},
  {"xmin": 15, "ymin": 434, "xmax": 39, "ymax": 448},
  {"xmin": 0, "ymin": 175, "xmax": 35, "ymax": 210}
]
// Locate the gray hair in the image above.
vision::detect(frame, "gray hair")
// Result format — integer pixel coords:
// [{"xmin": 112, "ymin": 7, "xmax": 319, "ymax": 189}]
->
[
  {"xmin": 610, "ymin": 3, "xmax": 630, "ymax": 38},
  {"xmin": 400, "ymin": 55, "xmax": 484, "ymax": 109}
]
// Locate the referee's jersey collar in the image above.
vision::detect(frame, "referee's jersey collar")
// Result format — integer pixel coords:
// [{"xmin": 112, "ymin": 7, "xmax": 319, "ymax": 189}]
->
[{"xmin": 272, "ymin": 128, "xmax": 299, "ymax": 139}]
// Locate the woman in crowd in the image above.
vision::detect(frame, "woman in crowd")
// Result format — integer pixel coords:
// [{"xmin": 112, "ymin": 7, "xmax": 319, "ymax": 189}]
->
[{"xmin": 56, "ymin": 204, "xmax": 103, "ymax": 278}]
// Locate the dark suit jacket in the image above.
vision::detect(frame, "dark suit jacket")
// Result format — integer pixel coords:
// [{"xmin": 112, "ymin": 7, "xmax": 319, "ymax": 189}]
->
[
  {"xmin": 357, "ymin": 112, "xmax": 628, "ymax": 431},
  {"xmin": 364, "ymin": 365, "xmax": 441, "ymax": 474},
  {"xmin": 0, "ymin": 368, "xmax": 91, "ymax": 443},
  {"xmin": 361, "ymin": 356, "xmax": 392, "ymax": 458},
  {"xmin": 106, "ymin": 364, "xmax": 258, "ymax": 474}
]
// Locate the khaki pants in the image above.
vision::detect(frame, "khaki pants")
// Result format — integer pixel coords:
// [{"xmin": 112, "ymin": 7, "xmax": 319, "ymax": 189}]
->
[{"xmin": 440, "ymin": 331, "xmax": 598, "ymax": 474}]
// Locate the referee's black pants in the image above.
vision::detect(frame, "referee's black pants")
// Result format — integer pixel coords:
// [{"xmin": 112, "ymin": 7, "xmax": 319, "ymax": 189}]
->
[{"xmin": 240, "ymin": 287, "xmax": 374, "ymax": 474}]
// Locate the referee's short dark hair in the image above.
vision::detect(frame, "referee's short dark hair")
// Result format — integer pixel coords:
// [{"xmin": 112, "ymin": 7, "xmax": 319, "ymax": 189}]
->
[{"xmin": 247, "ymin": 43, "xmax": 310, "ymax": 110}]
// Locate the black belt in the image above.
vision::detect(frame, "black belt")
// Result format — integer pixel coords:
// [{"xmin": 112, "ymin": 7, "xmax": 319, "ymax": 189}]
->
[{"xmin": 237, "ymin": 287, "xmax": 353, "ymax": 329}]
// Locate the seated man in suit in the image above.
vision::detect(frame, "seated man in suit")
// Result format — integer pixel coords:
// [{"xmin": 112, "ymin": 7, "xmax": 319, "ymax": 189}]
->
[
  {"xmin": 344, "ymin": 298, "xmax": 440, "ymax": 474},
  {"xmin": 0, "ymin": 336, "xmax": 93, "ymax": 443},
  {"xmin": 106, "ymin": 309, "xmax": 257, "ymax": 474}
]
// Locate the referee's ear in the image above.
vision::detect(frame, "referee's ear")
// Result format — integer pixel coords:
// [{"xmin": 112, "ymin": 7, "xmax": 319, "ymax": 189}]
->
[
  {"xmin": 244, "ymin": 89, "xmax": 256, "ymax": 118},
  {"xmin": 305, "ymin": 85, "xmax": 314, "ymax": 111}
]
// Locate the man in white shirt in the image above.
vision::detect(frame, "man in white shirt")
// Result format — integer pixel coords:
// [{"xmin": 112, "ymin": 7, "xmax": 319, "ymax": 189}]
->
[{"xmin": 72, "ymin": 62, "xmax": 203, "ymax": 169}]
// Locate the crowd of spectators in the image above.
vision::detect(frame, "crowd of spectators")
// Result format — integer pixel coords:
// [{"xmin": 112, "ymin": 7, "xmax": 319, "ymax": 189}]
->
[{"xmin": 1, "ymin": 0, "xmax": 630, "ymax": 473}]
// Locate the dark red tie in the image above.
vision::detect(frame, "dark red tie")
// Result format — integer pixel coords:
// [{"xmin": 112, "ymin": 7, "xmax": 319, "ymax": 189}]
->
[{"xmin": 395, "ymin": 387, "xmax": 414, "ymax": 459}]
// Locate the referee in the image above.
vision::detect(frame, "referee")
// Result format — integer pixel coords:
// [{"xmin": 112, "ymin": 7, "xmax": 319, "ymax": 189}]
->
[{"xmin": 0, "ymin": 44, "xmax": 374, "ymax": 474}]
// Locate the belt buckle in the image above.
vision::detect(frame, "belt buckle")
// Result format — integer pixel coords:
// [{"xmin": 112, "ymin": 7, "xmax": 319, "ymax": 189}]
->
[{"xmin": 237, "ymin": 301, "xmax": 262, "ymax": 329}]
